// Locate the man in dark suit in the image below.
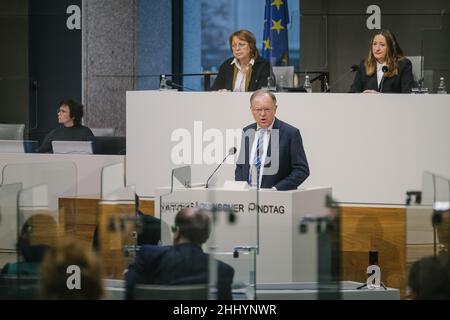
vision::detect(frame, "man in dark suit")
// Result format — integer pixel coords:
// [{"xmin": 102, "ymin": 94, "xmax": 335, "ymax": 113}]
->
[
  {"xmin": 125, "ymin": 208, "xmax": 234, "ymax": 300},
  {"xmin": 235, "ymin": 89, "xmax": 309, "ymax": 190}
]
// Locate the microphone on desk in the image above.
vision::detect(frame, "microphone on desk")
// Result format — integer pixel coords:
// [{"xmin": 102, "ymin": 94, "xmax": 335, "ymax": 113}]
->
[
  {"xmin": 165, "ymin": 80, "xmax": 196, "ymax": 92},
  {"xmin": 325, "ymin": 64, "xmax": 359, "ymax": 92},
  {"xmin": 205, "ymin": 147, "xmax": 237, "ymax": 189},
  {"xmin": 379, "ymin": 66, "xmax": 389, "ymax": 93}
]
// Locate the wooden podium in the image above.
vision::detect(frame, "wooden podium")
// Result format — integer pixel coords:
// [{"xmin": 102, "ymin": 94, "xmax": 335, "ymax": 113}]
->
[{"xmin": 155, "ymin": 186, "xmax": 332, "ymax": 283}]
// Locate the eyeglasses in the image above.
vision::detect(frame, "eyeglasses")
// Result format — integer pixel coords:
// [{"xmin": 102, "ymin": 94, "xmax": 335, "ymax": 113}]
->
[
  {"xmin": 231, "ymin": 43, "xmax": 248, "ymax": 49},
  {"xmin": 252, "ymin": 107, "xmax": 275, "ymax": 114}
]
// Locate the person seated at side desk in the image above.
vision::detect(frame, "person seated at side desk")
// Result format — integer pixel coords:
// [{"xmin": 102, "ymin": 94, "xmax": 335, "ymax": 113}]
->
[
  {"xmin": 37, "ymin": 99, "xmax": 94, "ymax": 153},
  {"xmin": 125, "ymin": 208, "xmax": 235, "ymax": 300},
  {"xmin": 350, "ymin": 29, "xmax": 413, "ymax": 93},
  {"xmin": 211, "ymin": 29, "xmax": 272, "ymax": 92}
]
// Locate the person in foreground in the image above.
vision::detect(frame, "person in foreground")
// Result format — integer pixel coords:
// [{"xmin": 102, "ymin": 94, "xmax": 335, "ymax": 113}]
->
[
  {"xmin": 235, "ymin": 89, "xmax": 309, "ymax": 190},
  {"xmin": 350, "ymin": 29, "xmax": 414, "ymax": 93},
  {"xmin": 40, "ymin": 237, "xmax": 104, "ymax": 299},
  {"xmin": 211, "ymin": 29, "xmax": 272, "ymax": 92},
  {"xmin": 125, "ymin": 208, "xmax": 235, "ymax": 300},
  {"xmin": 407, "ymin": 254, "xmax": 450, "ymax": 299},
  {"xmin": 37, "ymin": 99, "xmax": 94, "ymax": 153}
]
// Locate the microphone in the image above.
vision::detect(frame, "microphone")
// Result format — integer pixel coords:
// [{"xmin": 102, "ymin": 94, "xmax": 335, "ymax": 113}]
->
[
  {"xmin": 205, "ymin": 147, "xmax": 237, "ymax": 188},
  {"xmin": 325, "ymin": 64, "xmax": 359, "ymax": 92},
  {"xmin": 379, "ymin": 66, "xmax": 388, "ymax": 93},
  {"xmin": 165, "ymin": 80, "xmax": 196, "ymax": 92}
]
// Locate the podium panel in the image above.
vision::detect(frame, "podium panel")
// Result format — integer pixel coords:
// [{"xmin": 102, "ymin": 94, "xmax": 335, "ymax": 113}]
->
[{"xmin": 156, "ymin": 186, "xmax": 332, "ymax": 283}]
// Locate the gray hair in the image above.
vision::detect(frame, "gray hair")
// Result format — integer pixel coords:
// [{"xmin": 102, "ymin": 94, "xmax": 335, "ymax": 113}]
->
[{"xmin": 250, "ymin": 89, "xmax": 277, "ymax": 106}]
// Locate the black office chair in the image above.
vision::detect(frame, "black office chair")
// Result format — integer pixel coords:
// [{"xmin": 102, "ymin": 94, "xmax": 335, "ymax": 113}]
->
[{"xmin": 91, "ymin": 136, "xmax": 126, "ymax": 155}]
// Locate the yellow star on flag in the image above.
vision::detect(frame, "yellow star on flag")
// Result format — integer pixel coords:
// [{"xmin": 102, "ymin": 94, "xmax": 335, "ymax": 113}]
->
[
  {"xmin": 271, "ymin": 0, "xmax": 284, "ymax": 11},
  {"xmin": 263, "ymin": 38, "xmax": 272, "ymax": 50},
  {"xmin": 271, "ymin": 19, "xmax": 285, "ymax": 35}
]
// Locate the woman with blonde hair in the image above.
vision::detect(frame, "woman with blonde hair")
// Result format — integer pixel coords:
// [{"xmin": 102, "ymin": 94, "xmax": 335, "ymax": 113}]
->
[
  {"xmin": 211, "ymin": 29, "xmax": 272, "ymax": 92},
  {"xmin": 350, "ymin": 29, "xmax": 414, "ymax": 93}
]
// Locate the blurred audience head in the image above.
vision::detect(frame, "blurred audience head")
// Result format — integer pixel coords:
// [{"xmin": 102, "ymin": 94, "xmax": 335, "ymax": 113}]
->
[
  {"xmin": 41, "ymin": 237, "xmax": 103, "ymax": 299},
  {"xmin": 407, "ymin": 254, "xmax": 450, "ymax": 299},
  {"xmin": 172, "ymin": 208, "xmax": 211, "ymax": 246}
]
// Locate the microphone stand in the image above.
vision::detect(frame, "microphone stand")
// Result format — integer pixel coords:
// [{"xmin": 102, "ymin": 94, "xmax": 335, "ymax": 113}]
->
[
  {"xmin": 166, "ymin": 81, "xmax": 196, "ymax": 92},
  {"xmin": 379, "ymin": 66, "xmax": 388, "ymax": 93},
  {"xmin": 205, "ymin": 150, "xmax": 234, "ymax": 188}
]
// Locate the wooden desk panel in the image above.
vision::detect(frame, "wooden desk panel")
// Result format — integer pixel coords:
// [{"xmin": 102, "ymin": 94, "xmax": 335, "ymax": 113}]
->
[
  {"xmin": 340, "ymin": 206, "xmax": 406, "ymax": 298},
  {"xmin": 59, "ymin": 196, "xmax": 155, "ymax": 279}
]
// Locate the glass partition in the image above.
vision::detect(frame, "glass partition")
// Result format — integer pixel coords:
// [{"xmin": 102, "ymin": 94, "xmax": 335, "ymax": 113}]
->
[
  {"xmin": 0, "ymin": 183, "xmax": 23, "ymax": 299},
  {"xmin": 0, "ymin": 162, "xmax": 77, "ymax": 299},
  {"xmin": 422, "ymin": 171, "xmax": 450, "ymax": 205},
  {"xmin": 155, "ymin": 169, "xmax": 258, "ymax": 300},
  {"xmin": 97, "ymin": 182, "xmax": 137, "ymax": 282},
  {"xmin": 2, "ymin": 162, "xmax": 77, "ymax": 211}
]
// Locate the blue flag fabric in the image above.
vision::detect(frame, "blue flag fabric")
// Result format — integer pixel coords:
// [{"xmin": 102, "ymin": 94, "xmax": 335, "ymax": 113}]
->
[{"xmin": 262, "ymin": 0, "xmax": 290, "ymax": 66}]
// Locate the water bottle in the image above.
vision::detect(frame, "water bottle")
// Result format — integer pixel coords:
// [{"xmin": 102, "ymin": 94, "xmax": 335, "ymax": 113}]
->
[
  {"xmin": 159, "ymin": 74, "xmax": 168, "ymax": 91},
  {"xmin": 303, "ymin": 75, "xmax": 312, "ymax": 93},
  {"xmin": 437, "ymin": 77, "xmax": 447, "ymax": 94},
  {"xmin": 266, "ymin": 76, "xmax": 276, "ymax": 91}
]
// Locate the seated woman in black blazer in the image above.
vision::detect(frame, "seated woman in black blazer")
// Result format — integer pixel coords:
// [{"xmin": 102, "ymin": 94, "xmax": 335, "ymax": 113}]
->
[
  {"xmin": 350, "ymin": 29, "xmax": 414, "ymax": 93},
  {"xmin": 211, "ymin": 29, "xmax": 272, "ymax": 92}
]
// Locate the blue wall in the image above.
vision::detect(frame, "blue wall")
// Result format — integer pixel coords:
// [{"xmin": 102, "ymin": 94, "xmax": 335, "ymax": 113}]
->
[{"xmin": 136, "ymin": 0, "xmax": 172, "ymax": 90}]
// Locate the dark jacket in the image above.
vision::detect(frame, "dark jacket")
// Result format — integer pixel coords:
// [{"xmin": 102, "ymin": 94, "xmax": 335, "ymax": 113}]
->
[
  {"xmin": 211, "ymin": 56, "xmax": 272, "ymax": 91},
  {"xmin": 37, "ymin": 125, "xmax": 94, "ymax": 153},
  {"xmin": 235, "ymin": 117, "xmax": 309, "ymax": 191},
  {"xmin": 125, "ymin": 243, "xmax": 235, "ymax": 300},
  {"xmin": 350, "ymin": 58, "xmax": 414, "ymax": 93}
]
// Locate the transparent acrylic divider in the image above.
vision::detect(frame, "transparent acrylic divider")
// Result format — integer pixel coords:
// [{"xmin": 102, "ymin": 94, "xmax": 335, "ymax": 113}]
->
[
  {"xmin": 98, "ymin": 184, "xmax": 137, "ymax": 282},
  {"xmin": 156, "ymin": 179, "xmax": 258, "ymax": 299},
  {"xmin": 316, "ymin": 197, "xmax": 342, "ymax": 300},
  {"xmin": 2, "ymin": 162, "xmax": 77, "ymax": 211},
  {"xmin": 206, "ymin": 184, "xmax": 258, "ymax": 300},
  {"xmin": 422, "ymin": 172, "xmax": 450, "ymax": 255},
  {"xmin": 0, "ymin": 183, "xmax": 23, "ymax": 299},
  {"xmin": 422, "ymin": 171, "xmax": 450, "ymax": 205},
  {"xmin": 1, "ymin": 162, "xmax": 77, "ymax": 299}
]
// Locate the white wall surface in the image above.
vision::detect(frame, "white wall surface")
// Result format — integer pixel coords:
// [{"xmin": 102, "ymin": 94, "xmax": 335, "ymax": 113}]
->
[{"xmin": 126, "ymin": 91, "xmax": 450, "ymax": 204}]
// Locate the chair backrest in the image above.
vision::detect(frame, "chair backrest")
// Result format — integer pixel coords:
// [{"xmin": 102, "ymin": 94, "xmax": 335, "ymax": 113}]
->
[
  {"xmin": 0, "ymin": 140, "xmax": 38, "ymax": 153},
  {"xmin": 0, "ymin": 123, "xmax": 25, "ymax": 140},
  {"xmin": 91, "ymin": 128, "xmax": 115, "ymax": 136},
  {"xmin": 133, "ymin": 284, "xmax": 208, "ymax": 300},
  {"xmin": 272, "ymin": 66, "xmax": 294, "ymax": 88},
  {"xmin": 406, "ymin": 56, "xmax": 423, "ymax": 86},
  {"xmin": 92, "ymin": 136, "xmax": 126, "ymax": 155}
]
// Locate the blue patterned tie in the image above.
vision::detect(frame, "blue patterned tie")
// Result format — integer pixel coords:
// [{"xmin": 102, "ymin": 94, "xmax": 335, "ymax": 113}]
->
[{"xmin": 249, "ymin": 128, "xmax": 265, "ymax": 186}]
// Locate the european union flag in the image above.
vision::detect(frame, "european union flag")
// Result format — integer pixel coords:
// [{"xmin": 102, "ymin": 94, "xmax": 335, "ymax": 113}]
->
[{"xmin": 262, "ymin": 0, "xmax": 290, "ymax": 66}]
